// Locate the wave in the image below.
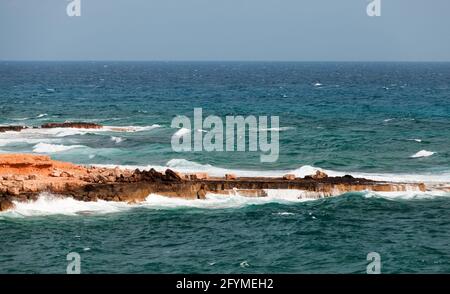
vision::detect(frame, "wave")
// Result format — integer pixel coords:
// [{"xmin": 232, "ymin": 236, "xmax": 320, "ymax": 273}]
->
[
  {"xmin": 110, "ymin": 136, "xmax": 124, "ymax": 144},
  {"xmin": 2, "ymin": 189, "xmax": 449, "ymax": 218},
  {"xmin": 10, "ymin": 117, "xmax": 30, "ymax": 121},
  {"xmin": 0, "ymin": 124, "xmax": 161, "ymax": 138},
  {"xmin": 363, "ymin": 190, "xmax": 450, "ymax": 200},
  {"xmin": 103, "ymin": 125, "xmax": 161, "ymax": 132},
  {"xmin": 33, "ymin": 143, "xmax": 85, "ymax": 153},
  {"xmin": 411, "ymin": 150, "xmax": 435, "ymax": 158},
  {"xmin": 173, "ymin": 127, "xmax": 191, "ymax": 137},
  {"xmin": 4, "ymin": 194, "xmax": 133, "ymax": 217}
]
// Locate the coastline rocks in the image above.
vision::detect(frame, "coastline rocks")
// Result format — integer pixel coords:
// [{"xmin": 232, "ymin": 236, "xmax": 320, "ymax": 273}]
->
[
  {"xmin": 225, "ymin": 174, "xmax": 237, "ymax": 180},
  {"xmin": 283, "ymin": 174, "xmax": 296, "ymax": 180},
  {"xmin": 0, "ymin": 154, "xmax": 429, "ymax": 212},
  {"xmin": 41, "ymin": 122, "xmax": 102, "ymax": 129},
  {"xmin": 165, "ymin": 169, "xmax": 183, "ymax": 181},
  {"xmin": 0, "ymin": 125, "xmax": 26, "ymax": 133},
  {"xmin": 0, "ymin": 197, "xmax": 14, "ymax": 211},
  {"xmin": 189, "ymin": 173, "xmax": 209, "ymax": 180},
  {"xmin": 312, "ymin": 170, "xmax": 328, "ymax": 180},
  {"xmin": 0, "ymin": 122, "xmax": 104, "ymax": 133}
]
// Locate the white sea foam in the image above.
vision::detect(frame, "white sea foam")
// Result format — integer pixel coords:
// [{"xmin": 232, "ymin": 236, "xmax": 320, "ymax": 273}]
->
[
  {"xmin": 2, "ymin": 188, "xmax": 448, "ymax": 218},
  {"xmin": 274, "ymin": 212, "xmax": 296, "ymax": 216},
  {"xmin": 411, "ymin": 150, "xmax": 435, "ymax": 158},
  {"xmin": 33, "ymin": 143, "xmax": 85, "ymax": 153},
  {"xmin": 103, "ymin": 124, "xmax": 161, "ymax": 132},
  {"xmin": 36, "ymin": 113, "xmax": 48, "ymax": 118},
  {"xmin": 0, "ymin": 124, "xmax": 161, "ymax": 138},
  {"xmin": 173, "ymin": 127, "xmax": 191, "ymax": 137},
  {"xmin": 110, "ymin": 136, "xmax": 123, "ymax": 143},
  {"xmin": 363, "ymin": 190, "xmax": 450, "ymax": 200},
  {"xmin": 1, "ymin": 191, "xmax": 311, "ymax": 217},
  {"xmin": 141, "ymin": 190, "xmax": 313, "ymax": 210},
  {"xmin": 10, "ymin": 117, "xmax": 30, "ymax": 121},
  {"xmin": 4, "ymin": 194, "xmax": 133, "ymax": 217},
  {"xmin": 408, "ymin": 139, "xmax": 422, "ymax": 143}
]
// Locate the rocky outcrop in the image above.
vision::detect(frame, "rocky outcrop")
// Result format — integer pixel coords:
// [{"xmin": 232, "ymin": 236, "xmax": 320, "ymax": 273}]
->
[
  {"xmin": 0, "ymin": 126, "xmax": 27, "ymax": 133},
  {"xmin": 0, "ymin": 154, "xmax": 429, "ymax": 212},
  {"xmin": 41, "ymin": 122, "xmax": 102, "ymax": 129},
  {"xmin": 0, "ymin": 122, "xmax": 103, "ymax": 134}
]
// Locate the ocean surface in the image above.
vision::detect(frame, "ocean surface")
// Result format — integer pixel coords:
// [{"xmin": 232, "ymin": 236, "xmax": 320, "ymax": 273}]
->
[{"xmin": 0, "ymin": 62, "xmax": 449, "ymax": 273}]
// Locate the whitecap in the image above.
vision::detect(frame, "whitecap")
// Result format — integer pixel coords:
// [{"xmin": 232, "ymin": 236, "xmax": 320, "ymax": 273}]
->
[
  {"xmin": 103, "ymin": 124, "xmax": 161, "ymax": 132},
  {"xmin": 33, "ymin": 142, "xmax": 85, "ymax": 153},
  {"xmin": 173, "ymin": 128, "xmax": 191, "ymax": 137},
  {"xmin": 110, "ymin": 136, "xmax": 123, "ymax": 144},
  {"xmin": 410, "ymin": 150, "xmax": 435, "ymax": 158},
  {"xmin": 274, "ymin": 212, "xmax": 295, "ymax": 216}
]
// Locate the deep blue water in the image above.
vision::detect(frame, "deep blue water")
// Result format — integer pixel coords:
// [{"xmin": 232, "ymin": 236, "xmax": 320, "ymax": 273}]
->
[{"xmin": 0, "ymin": 62, "xmax": 449, "ymax": 273}]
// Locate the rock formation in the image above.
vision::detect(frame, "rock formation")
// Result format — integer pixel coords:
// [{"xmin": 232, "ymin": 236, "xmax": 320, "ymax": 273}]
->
[
  {"xmin": 0, "ymin": 126, "xmax": 27, "ymax": 133},
  {"xmin": 0, "ymin": 122, "xmax": 103, "ymax": 133},
  {"xmin": 41, "ymin": 122, "xmax": 102, "ymax": 129},
  {"xmin": 0, "ymin": 154, "xmax": 428, "ymax": 212}
]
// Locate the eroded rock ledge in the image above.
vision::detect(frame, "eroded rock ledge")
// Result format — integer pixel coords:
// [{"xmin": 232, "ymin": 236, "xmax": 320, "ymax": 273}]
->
[
  {"xmin": 0, "ymin": 154, "xmax": 427, "ymax": 212},
  {"xmin": 0, "ymin": 122, "xmax": 102, "ymax": 133}
]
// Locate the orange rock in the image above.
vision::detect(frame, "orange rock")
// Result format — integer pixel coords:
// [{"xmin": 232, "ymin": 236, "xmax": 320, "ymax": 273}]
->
[
  {"xmin": 283, "ymin": 174, "xmax": 296, "ymax": 180},
  {"xmin": 190, "ymin": 173, "xmax": 209, "ymax": 180},
  {"xmin": 312, "ymin": 170, "xmax": 328, "ymax": 180},
  {"xmin": 0, "ymin": 198, "xmax": 14, "ymax": 211},
  {"xmin": 225, "ymin": 174, "xmax": 237, "ymax": 180}
]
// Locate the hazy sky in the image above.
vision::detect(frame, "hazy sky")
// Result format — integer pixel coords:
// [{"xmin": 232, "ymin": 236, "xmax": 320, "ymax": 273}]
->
[{"xmin": 1, "ymin": 0, "xmax": 449, "ymax": 61}]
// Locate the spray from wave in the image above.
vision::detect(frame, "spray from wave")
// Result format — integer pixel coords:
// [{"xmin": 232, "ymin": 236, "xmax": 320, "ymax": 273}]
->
[{"xmin": 2, "ymin": 189, "xmax": 449, "ymax": 219}]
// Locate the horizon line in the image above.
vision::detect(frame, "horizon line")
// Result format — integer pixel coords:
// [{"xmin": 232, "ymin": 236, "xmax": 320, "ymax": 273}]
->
[{"xmin": 1, "ymin": 60, "xmax": 450, "ymax": 63}]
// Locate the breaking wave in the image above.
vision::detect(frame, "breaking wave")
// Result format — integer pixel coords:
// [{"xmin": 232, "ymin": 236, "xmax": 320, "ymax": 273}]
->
[
  {"xmin": 411, "ymin": 150, "xmax": 435, "ymax": 158},
  {"xmin": 32, "ymin": 143, "xmax": 85, "ymax": 153},
  {"xmin": 1, "ymin": 189, "xmax": 449, "ymax": 219}
]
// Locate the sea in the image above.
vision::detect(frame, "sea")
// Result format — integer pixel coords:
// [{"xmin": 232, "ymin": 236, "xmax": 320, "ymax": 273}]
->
[{"xmin": 0, "ymin": 61, "xmax": 449, "ymax": 273}]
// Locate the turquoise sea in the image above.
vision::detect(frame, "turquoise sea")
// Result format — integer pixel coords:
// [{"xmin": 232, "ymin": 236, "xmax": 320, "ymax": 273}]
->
[{"xmin": 0, "ymin": 62, "xmax": 449, "ymax": 273}]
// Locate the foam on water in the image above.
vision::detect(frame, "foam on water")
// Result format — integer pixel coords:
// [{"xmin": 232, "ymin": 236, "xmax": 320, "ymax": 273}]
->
[
  {"xmin": 1, "ymin": 188, "xmax": 449, "ymax": 219},
  {"xmin": 3, "ymin": 193, "xmax": 133, "ymax": 217},
  {"xmin": 0, "ymin": 124, "xmax": 161, "ymax": 139},
  {"xmin": 411, "ymin": 150, "xmax": 435, "ymax": 158},
  {"xmin": 173, "ymin": 128, "xmax": 191, "ymax": 137},
  {"xmin": 110, "ymin": 136, "xmax": 124, "ymax": 143},
  {"xmin": 32, "ymin": 142, "xmax": 85, "ymax": 153}
]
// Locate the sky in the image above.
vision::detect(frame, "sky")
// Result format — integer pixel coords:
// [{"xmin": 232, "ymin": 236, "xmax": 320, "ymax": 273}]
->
[{"xmin": 1, "ymin": 0, "xmax": 450, "ymax": 61}]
